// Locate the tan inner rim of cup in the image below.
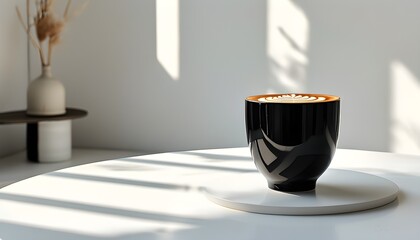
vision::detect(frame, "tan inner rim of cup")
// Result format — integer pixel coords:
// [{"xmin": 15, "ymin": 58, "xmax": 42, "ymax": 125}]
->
[{"xmin": 246, "ymin": 93, "xmax": 340, "ymax": 103}]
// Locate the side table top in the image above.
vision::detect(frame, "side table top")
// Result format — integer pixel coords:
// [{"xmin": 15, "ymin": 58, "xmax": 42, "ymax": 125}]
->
[{"xmin": 0, "ymin": 108, "xmax": 88, "ymax": 124}]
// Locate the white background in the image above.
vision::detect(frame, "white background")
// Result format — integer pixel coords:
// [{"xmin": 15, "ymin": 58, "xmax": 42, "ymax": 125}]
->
[{"xmin": 1, "ymin": 0, "xmax": 420, "ymax": 157}]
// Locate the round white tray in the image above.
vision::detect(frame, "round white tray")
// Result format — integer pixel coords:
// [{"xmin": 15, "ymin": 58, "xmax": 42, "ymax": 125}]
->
[{"xmin": 203, "ymin": 169, "xmax": 399, "ymax": 215}]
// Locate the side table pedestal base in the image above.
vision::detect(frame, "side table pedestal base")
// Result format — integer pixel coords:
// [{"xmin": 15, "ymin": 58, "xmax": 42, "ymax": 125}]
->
[{"xmin": 27, "ymin": 120, "xmax": 71, "ymax": 163}]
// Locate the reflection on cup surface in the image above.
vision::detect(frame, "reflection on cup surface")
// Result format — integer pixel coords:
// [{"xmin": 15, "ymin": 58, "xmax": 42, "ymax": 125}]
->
[{"xmin": 245, "ymin": 93, "xmax": 340, "ymax": 192}]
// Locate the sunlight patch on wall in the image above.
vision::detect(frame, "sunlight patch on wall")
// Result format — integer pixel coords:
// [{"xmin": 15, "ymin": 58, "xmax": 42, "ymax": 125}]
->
[
  {"xmin": 390, "ymin": 60, "xmax": 420, "ymax": 155},
  {"xmin": 156, "ymin": 0, "xmax": 180, "ymax": 81},
  {"xmin": 267, "ymin": 0, "xmax": 309, "ymax": 93}
]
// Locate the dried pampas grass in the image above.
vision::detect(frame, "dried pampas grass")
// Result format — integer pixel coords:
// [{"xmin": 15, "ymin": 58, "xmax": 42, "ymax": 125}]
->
[{"xmin": 16, "ymin": 0, "xmax": 87, "ymax": 67}]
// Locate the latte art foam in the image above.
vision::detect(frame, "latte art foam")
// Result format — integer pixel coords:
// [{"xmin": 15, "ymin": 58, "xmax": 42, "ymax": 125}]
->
[{"xmin": 258, "ymin": 94, "xmax": 326, "ymax": 103}]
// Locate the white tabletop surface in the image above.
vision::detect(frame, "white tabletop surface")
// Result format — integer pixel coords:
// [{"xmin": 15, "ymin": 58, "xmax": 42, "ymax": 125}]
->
[
  {"xmin": 0, "ymin": 149, "xmax": 143, "ymax": 188},
  {"xmin": 0, "ymin": 148, "xmax": 419, "ymax": 240}
]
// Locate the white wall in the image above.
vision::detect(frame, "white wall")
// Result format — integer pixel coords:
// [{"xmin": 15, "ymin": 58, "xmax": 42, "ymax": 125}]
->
[
  {"xmin": 296, "ymin": 0, "xmax": 420, "ymax": 155},
  {"xmin": 0, "ymin": 0, "xmax": 27, "ymax": 157},
  {"xmin": 29, "ymin": 0, "xmax": 420, "ymax": 155}
]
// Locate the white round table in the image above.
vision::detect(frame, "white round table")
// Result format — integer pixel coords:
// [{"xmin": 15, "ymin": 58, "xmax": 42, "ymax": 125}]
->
[{"xmin": 0, "ymin": 148, "xmax": 419, "ymax": 240}]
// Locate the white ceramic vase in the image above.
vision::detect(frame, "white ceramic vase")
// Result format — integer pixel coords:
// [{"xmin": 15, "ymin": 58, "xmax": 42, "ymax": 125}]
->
[{"xmin": 27, "ymin": 66, "xmax": 66, "ymax": 116}]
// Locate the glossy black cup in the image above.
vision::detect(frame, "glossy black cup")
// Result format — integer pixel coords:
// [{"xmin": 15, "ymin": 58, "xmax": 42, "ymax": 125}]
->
[{"xmin": 245, "ymin": 93, "xmax": 340, "ymax": 192}]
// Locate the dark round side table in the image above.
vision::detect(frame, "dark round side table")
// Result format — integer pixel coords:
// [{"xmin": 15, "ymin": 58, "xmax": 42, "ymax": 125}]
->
[{"xmin": 0, "ymin": 108, "xmax": 87, "ymax": 162}]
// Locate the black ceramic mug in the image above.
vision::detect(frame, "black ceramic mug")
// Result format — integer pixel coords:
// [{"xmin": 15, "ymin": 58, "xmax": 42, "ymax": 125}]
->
[{"xmin": 245, "ymin": 93, "xmax": 340, "ymax": 192}]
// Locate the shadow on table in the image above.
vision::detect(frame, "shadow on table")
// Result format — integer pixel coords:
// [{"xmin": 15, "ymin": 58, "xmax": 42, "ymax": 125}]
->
[
  {"xmin": 0, "ymin": 163, "xmax": 412, "ymax": 240},
  {"xmin": 47, "ymin": 172, "xmax": 191, "ymax": 191},
  {"xmin": 0, "ymin": 185, "xmax": 403, "ymax": 240},
  {"xmin": 0, "ymin": 192, "xmax": 337, "ymax": 240},
  {"xmin": 117, "ymin": 158, "xmax": 257, "ymax": 173},
  {"xmin": 173, "ymin": 151, "xmax": 252, "ymax": 162}
]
